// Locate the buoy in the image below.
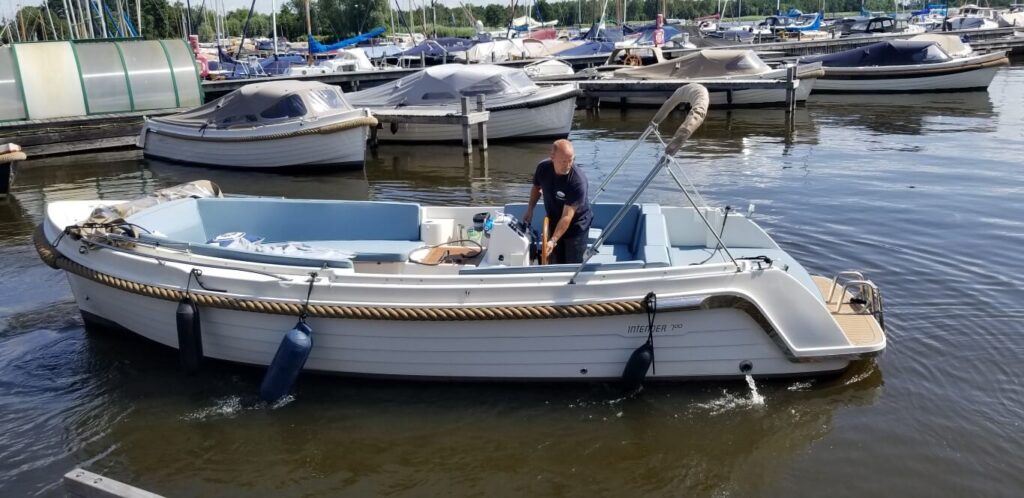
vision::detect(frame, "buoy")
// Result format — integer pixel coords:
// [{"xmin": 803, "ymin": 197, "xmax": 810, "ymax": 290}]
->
[
  {"xmin": 175, "ymin": 297, "xmax": 203, "ymax": 373},
  {"xmin": 259, "ymin": 320, "xmax": 313, "ymax": 403},
  {"xmin": 621, "ymin": 341, "xmax": 654, "ymax": 392}
]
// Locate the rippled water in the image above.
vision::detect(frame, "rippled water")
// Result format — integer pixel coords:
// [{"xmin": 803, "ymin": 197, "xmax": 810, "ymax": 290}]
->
[{"xmin": 2, "ymin": 64, "xmax": 1023, "ymax": 496}]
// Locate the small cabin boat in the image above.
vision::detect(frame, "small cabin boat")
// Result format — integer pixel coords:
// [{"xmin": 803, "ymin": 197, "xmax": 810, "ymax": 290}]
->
[
  {"xmin": 609, "ymin": 49, "xmax": 822, "ymax": 107},
  {"xmin": 37, "ymin": 86, "xmax": 886, "ymax": 384},
  {"xmin": 799, "ymin": 40, "xmax": 1008, "ymax": 93},
  {"xmin": 346, "ymin": 65, "xmax": 578, "ymax": 142},
  {"xmin": 139, "ymin": 81, "xmax": 376, "ymax": 169}
]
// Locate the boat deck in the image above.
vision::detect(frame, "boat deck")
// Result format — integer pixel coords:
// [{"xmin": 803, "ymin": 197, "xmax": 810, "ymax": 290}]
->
[{"xmin": 812, "ymin": 275, "xmax": 885, "ymax": 347}]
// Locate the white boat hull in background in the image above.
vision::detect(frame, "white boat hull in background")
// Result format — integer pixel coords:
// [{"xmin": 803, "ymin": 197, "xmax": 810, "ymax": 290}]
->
[
  {"xmin": 373, "ymin": 96, "xmax": 576, "ymax": 142},
  {"xmin": 141, "ymin": 110, "xmax": 373, "ymax": 169},
  {"xmin": 601, "ymin": 78, "xmax": 815, "ymax": 107},
  {"xmin": 814, "ymin": 66, "xmax": 1001, "ymax": 93}
]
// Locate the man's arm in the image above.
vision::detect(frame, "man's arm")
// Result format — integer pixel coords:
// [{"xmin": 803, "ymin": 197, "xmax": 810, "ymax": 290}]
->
[
  {"xmin": 545, "ymin": 205, "xmax": 576, "ymax": 257},
  {"xmin": 524, "ymin": 185, "xmax": 541, "ymax": 225}
]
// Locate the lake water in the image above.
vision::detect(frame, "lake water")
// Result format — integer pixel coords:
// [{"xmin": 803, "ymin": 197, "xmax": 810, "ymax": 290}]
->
[{"xmin": 2, "ymin": 63, "xmax": 1023, "ymax": 497}]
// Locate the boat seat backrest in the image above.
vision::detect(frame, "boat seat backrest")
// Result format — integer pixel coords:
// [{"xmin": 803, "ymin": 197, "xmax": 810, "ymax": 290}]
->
[
  {"xmin": 195, "ymin": 198, "xmax": 422, "ymax": 243},
  {"xmin": 126, "ymin": 198, "xmax": 423, "ymax": 244}
]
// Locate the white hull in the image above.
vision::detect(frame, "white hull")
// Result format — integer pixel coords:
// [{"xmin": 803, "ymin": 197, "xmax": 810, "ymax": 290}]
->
[
  {"xmin": 814, "ymin": 65, "xmax": 1001, "ymax": 93},
  {"xmin": 601, "ymin": 79, "xmax": 815, "ymax": 107},
  {"xmin": 141, "ymin": 109, "xmax": 373, "ymax": 169},
  {"xmin": 41, "ymin": 197, "xmax": 885, "ymax": 382},
  {"xmin": 373, "ymin": 97, "xmax": 576, "ymax": 142},
  {"xmin": 69, "ymin": 275, "xmax": 849, "ymax": 380}
]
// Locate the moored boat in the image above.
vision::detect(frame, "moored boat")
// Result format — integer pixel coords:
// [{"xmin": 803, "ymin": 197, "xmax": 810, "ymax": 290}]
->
[
  {"xmin": 346, "ymin": 65, "xmax": 578, "ymax": 142},
  {"xmin": 38, "ymin": 86, "xmax": 886, "ymax": 384},
  {"xmin": 607, "ymin": 49, "xmax": 822, "ymax": 107},
  {"xmin": 139, "ymin": 81, "xmax": 377, "ymax": 169},
  {"xmin": 799, "ymin": 40, "xmax": 1008, "ymax": 93}
]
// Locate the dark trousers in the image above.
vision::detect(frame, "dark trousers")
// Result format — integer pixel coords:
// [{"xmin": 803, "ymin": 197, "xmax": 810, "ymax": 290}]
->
[{"xmin": 550, "ymin": 231, "xmax": 588, "ymax": 264}]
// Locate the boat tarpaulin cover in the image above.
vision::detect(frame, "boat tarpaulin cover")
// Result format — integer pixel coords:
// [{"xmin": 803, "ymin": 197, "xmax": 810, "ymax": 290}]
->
[
  {"xmin": 153, "ymin": 81, "xmax": 353, "ymax": 129},
  {"xmin": 556, "ymin": 41, "xmax": 617, "ymax": 56},
  {"xmin": 80, "ymin": 180, "xmax": 223, "ymax": 234},
  {"xmin": 799, "ymin": 40, "xmax": 951, "ymax": 67},
  {"xmin": 615, "ymin": 49, "xmax": 770, "ymax": 79},
  {"xmin": 346, "ymin": 64, "xmax": 539, "ymax": 107},
  {"xmin": 909, "ymin": 33, "xmax": 970, "ymax": 57}
]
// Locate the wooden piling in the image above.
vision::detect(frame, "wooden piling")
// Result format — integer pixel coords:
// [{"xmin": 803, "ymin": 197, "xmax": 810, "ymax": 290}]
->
[
  {"xmin": 785, "ymin": 65, "xmax": 797, "ymax": 114},
  {"xmin": 476, "ymin": 94, "xmax": 488, "ymax": 151},
  {"xmin": 461, "ymin": 97, "xmax": 472, "ymax": 155}
]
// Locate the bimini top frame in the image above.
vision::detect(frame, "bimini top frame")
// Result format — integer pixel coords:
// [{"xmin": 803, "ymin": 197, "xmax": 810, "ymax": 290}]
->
[{"xmin": 569, "ymin": 84, "xmax": 738, "ymax": 285}]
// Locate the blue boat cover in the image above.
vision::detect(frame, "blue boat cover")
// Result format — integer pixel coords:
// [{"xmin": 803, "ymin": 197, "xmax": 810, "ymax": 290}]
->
[
  {"xmin": 308, "ymin": 28, "xmax": 386, "ymax": 54},
  {"xmin": 799, "ymin": 40, "xmax": 950, "ymax": 67},
  {"xmin": 556, "ymin": 40, "xmax": 616, "ymax": 56}
]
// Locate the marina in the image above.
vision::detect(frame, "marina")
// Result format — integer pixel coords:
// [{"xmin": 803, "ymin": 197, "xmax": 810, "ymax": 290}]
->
[{"xmin": 1, "ymin": 1, "xmax": 1024, "ymax": 495}]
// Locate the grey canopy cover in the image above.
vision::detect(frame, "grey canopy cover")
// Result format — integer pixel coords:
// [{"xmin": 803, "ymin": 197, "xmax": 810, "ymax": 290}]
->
[
  {"xmin": 614, "ymin": 49, "xmax": 771, "ymax": 79},
  {"xmin": 345, "ymin": 64, "xmax": 540, "ymax": 108},
  {"xmin": 153, "ymin": 80, "xmax": 353, "ymax": 129}
]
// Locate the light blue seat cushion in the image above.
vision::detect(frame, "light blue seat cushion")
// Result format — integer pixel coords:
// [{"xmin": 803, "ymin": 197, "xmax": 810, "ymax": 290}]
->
[
  {"xmin": 290, "ymin": 240, "xmax": 424, "ymax": 263},
  {"xmin": 185, "ymin": 242, "xmax": 355, "ymax": 268},
  {"xmin": 669, "ymin": 246, "xmax": 820, "ymax": 300}
]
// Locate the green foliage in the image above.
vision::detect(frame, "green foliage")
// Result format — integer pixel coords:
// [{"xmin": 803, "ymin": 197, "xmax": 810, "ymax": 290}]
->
[{"xmin": 7, "ymin": 0, "xmax": 1020, "ymax": 43}]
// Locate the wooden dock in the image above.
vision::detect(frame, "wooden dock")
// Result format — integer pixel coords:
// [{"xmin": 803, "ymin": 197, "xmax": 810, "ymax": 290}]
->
[
  {"xmin": 64, "ymin": 468, "xmax": 164, "ymax": 498},
  {"xmin": 0, "ymin": 109, "xmax": 187, "ymax": 158},
  {"xmin": 540, "ymin": 67, "xmax": 801, "ymax": 112},
  {"xmin": 370, "ymin": 96, "xmax": 491, "ymax": 154}
]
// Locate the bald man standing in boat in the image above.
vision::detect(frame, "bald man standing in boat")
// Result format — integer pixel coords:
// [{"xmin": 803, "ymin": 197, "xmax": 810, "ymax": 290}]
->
[{"xmin": 524, "ymin": 139, "xmax": 593, "ymax": 264}]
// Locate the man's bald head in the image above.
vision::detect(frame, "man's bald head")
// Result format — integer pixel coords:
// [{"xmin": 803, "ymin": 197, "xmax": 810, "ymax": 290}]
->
[{"xmin": 550, "ymin": 139, "xmax": 575, "ymax": 175}]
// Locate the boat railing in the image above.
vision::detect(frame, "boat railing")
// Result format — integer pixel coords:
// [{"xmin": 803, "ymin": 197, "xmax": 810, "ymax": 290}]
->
[
  {"xmin": 833, "ymin": 278, "xmax": 886, "ymax": 330},
  {"xmin": 569, "ymin": 84, "xmax": 739, "ymax": 285}
]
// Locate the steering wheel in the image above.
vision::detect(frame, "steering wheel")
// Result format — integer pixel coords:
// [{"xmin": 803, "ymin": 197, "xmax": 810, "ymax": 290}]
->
[{"xmin": 623, "ymin": 54, "xmax": 643, "ymax": 67}]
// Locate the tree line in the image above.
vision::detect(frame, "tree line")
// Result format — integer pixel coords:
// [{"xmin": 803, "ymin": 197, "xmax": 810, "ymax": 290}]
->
[{"xmin": 2, "ymin": 0, "xmax": 1007, "ymax": 44}]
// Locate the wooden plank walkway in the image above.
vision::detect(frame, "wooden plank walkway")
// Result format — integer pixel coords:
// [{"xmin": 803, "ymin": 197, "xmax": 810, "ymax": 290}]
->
[{"xmin": 64, "ymin": 468, "xmax": 164, "ymax": 498}]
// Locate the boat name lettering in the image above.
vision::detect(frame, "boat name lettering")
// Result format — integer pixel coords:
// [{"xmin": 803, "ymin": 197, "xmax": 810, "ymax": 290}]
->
[{"xmin": 626, "ymin": 324, "xmax": 677, "ymax": 335}]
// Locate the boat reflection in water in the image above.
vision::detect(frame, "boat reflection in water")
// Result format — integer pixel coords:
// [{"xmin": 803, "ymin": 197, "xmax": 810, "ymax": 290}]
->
[
  {"xmin": 87, "ymin": 327, "xmax": 881, "ymax": 496},
  {"xmin": 808, "ymin": 91, "xmax": 995, "ymax": 136}
]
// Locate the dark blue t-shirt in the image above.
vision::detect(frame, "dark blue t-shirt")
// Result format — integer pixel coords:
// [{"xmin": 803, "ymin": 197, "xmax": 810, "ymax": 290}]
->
[{"xmin": 533, "ymin": 159, "xmax": 593, "ymax": 237}]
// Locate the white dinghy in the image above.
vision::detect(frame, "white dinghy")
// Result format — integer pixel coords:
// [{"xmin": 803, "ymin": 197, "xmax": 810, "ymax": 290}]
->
[
  {"xmin": 799, "ymin": 40, "xmax": 1008, "ymax": 93},
  {"xmin": 38, "ymin": 86, "xmax": 885, "ymax": 394},
  {"xmin": 140, "ymin": 81, "xmax": 377, "ymax": 170},
  {"xmin": 346, "ymin": 65, "xmax": 579, "ymax": 142}
]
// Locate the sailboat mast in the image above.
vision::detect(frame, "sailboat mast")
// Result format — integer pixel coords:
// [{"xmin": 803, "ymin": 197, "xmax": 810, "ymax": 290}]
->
[
  {"xmin": 304, "ymin": 0, "xmax": 312, "ymax": 64},
  {"xmin": 272, "ymin": 0, "xmax": 278, "ymax": 54},
  {"xmin": 136, "ymin": 0, "xmax": 141, "ymax": 36},
  {"xmin": 44, "ymin": 0, "xmax": 59, "ymax": 39}
]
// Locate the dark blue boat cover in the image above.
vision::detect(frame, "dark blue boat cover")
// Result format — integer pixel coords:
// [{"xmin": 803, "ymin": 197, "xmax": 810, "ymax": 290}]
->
[{"xmin": 799, "ymin": 40, "xmax": 950, "ymax": 67}]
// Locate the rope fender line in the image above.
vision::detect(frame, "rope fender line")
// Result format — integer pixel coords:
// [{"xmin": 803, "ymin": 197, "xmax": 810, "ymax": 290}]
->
[
  {"xmin": 33, "ymin": 225, "xmax": 647, "ymax": 321},
  {"xmin": 147, "ymin": 116, "xmax": 379, "ymax": 143}
]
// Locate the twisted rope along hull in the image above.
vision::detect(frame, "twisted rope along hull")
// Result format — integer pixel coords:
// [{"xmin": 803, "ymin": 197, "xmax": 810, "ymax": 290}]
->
[{"xmin": 35, "ymin": 226, "xmax": 646, "ymax": 321}]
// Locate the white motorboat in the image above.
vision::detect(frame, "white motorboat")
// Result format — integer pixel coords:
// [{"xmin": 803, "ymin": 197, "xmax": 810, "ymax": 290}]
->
[
  {"xmin": 997, "ymin": 5, "xmax": 1024, "ymax": 27},
  {"xmin": 140, "ymin": 81, "xmax": 377, "ymax": 169},
  {"xmin": 799, "ymin": 40, "xmax": 1008, "ymax": 93},
  {"xmin": 523, "ymin": 58, "xmax": 576, "ymax": 80},
  {"xmin": 37, "ymin": 86, "xmax": 886, "ymax": 389},
  {"xmin": 346, "ymin": 65, "xmax": 578, "ymax": 142},
  {"xmin": 946, "ymin": 4, "xmax": 1002, "ymax": 30},
  {"xmin": 608, "ymin": 49, "xmax": 822, "ymax": 107}
]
